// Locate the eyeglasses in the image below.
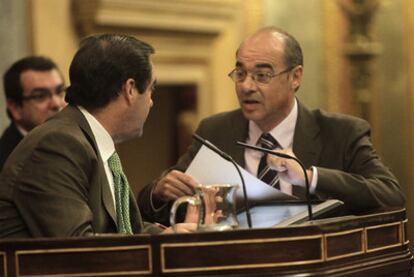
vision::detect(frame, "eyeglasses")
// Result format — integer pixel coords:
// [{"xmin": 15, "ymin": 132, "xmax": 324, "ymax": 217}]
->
[
  {"xmin": 22, "ymin": 86, "xmax": 66, "ymax": 103},
  {"xmin": 228, "ymin": 66, "xmax": 295, "ymax": 84}
]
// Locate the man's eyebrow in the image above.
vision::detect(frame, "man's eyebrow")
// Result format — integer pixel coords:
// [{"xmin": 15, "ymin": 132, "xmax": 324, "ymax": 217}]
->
[
  {"xmin": 29, "ymin": 87, "xmax": 50, "ymax": 93},
  {"xmin": 234, "ymin": 62, "xmax": 274, "ymax": 70},
  {"xmin": 254, "ymin": 63, "xmax": 273, "ymax": 70}
]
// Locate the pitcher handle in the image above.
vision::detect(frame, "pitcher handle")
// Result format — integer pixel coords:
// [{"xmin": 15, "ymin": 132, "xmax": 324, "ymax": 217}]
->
[{"xmin": 170, "ymin": 196, "xmax": 201, "ymax": 233}]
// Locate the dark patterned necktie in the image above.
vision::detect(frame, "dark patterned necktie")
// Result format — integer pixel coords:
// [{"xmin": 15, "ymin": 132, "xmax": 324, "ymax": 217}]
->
[
  {"xmin": 257, "ymin": 133, "xmax": 280, "ymax": 189},
  {"xmin": 108, "ymin": 152, "xmax": 133, "ymax": 234}
]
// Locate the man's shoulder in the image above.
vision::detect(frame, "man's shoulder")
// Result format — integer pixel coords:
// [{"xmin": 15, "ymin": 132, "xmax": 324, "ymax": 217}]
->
[
  {"xmin": 313, "ymin": 109, "xmax": 369, "ymax": 128},
  {"xmin": 304, "ymin": 106, "xmax": 370, "ymax": 136},
  {"xmin": 0, "ymin": 123, "xmax": 22, "ymax": 142}
]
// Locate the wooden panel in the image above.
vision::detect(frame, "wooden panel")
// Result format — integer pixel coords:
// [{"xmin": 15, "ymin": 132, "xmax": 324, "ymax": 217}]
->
[
  {"xmin": 366, "ymin": 222, "xmax": 401, "ymax": 252},
  {"xmin": 161, "ymin": 235, "xmax": 323, "ymax": 273},
  {"xmin": 0, "ymin": 208, "xmax": 411, "ymax": 276},
  {"xmin": 0, "ymin": 252, "xmax": 6, "ymax": 277},
  {"xmin": 325, "ymin": 229, "xmax": 364, "ymax": 260},
  {"xmin": 403, "ymin": 219, "xmax": 408, "ymax": 244},
  {"xmin": 16, "ymin": 245, "xmax": 151, "ymax": 276}
]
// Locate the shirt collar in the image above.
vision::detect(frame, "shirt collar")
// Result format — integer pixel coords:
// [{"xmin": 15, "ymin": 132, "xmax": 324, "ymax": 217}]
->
[
  {"xmin": 78, "ymin": 106, "xmax": 115, "ymax": 162},
  {"xmin": 15, "ymin": 124, "xmax": 28, "ymax": 136},
  {"xmin": 248, "ymin": 98, "xmax": 298, "ymax": 149}
]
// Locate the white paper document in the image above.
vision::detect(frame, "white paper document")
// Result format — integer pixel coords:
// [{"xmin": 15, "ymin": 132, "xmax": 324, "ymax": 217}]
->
[{"xmin": 185, "ymin": 145, "xmax": 297, "ymax": 203}]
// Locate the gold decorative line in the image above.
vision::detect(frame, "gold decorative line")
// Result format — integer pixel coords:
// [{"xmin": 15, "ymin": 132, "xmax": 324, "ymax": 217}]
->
[
  {"xmin": 1, "ymin": 251, "xmax": 7, "ymax": 277},
  {"xmin": 325, "ymin": 228, "xmax": 364, "ymax": 238},
  {"xmin": 148, "ymin": 245, "xmax": 153, "ymax": 274},
  {"xmin": 403, "ymin": 219, "xmax": 408, "ymax": 244},
  {"xmin": 321, "ymin": 234, "xmax": 327, "ymax": 261},
  {"xmin": 366, "ymin": 241, "xmax": 406, "ymax": 254},
  {"xmin": 161, "ymin": 235, "xmax": 323, "ymax": 273},
  {"xmin": 17, "ymin": 271, "xmax": 147, "ymax": 277},
  {"xmin": 365, "ymin": 221, "xmax": 402, "ymax": 253},
  {"xmin": 321, "ymin": 235, "xmax": 328, "ymax": 262},
  {"xmin": 15, "ymin": 245, "xmax": 151, "ymax": 277},
  {"xmin": 162, "ymin": 234, "xmax": 323, "ymax": 248},
  {"xmin": 362, "ymin": 227, "xmax": 367, "ymax": 253},
  {"xmin": 365, "ymin": 221, "xmax": 402, "ymax": 231},
  {"xmin": 161, "ymin": 259, "xmax": 324, "ymax": 273},
  {"xmin": 16, "ymin": 245, "xmax": 150, "ymax": 255},
  {"xmin": 324, "ymin": 228, "xmax": 365, "ymax": 261}
]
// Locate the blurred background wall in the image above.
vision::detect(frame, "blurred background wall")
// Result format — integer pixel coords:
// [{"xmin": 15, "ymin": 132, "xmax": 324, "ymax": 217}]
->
[{"xmin": 0, "ymin": 0, "xmax": 412, "ymax": 247}]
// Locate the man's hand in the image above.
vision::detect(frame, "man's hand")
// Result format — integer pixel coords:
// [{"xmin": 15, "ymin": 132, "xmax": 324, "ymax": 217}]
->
[
  {"xmin": 161, "ymin": 223, "xmax": 197, "ymax": 234},
  {"xmin": 153, "ymin": 170, "xmax": 198, "ymax": 202},
  {"xmin": 267, "ymin": 148, "xmax": 313, "ymax": 186}
]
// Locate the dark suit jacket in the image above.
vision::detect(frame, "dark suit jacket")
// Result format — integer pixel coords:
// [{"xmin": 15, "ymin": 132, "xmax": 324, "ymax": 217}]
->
[
  {"xmin": 0, "ymin": 122, "xmax": 23, "ymax": 172},
  {"xmin": 0, "ymin": 105, "xmax": 160, "ymax": 238},
  {"xmin": 138, "ymin": 101, "xmax": 405, "ymax": 225}
]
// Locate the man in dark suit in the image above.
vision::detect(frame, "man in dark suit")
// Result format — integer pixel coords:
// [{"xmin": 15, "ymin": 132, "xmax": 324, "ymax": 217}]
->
[
  {"xmin": 0, "ymin": 56, "xmax": 66, "ymax": 171},
  {"xmin": 0, "ymin": 34, "xmax": 194, "ymax": 238},
  {"xmin": 138, "ymin": 26, "xmax": 405, "ymax": 225}
]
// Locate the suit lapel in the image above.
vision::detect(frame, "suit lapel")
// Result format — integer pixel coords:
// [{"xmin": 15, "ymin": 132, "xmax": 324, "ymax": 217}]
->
[
  {"xmin": 292, "ymin": 101, "xmax": 321, "ymax": 168},
  {"xmin": 64, "ymin": 106, "xmax": 118, "ymax": 226},
  {"xmin": 230, "ymin": 111, "xmax": 249, "ymax": 168},
  {"xmin": 291, "ymin": 101, "xmax": 321, "ymax": 199}
]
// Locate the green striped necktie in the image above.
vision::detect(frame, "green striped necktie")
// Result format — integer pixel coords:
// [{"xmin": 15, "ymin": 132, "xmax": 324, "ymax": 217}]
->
[{"xmin": 108, "ymin": 152, "xmax": 133, "ymax": 234}]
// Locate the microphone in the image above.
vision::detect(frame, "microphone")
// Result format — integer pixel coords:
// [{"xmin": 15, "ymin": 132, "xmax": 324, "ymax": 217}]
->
[
  {"xmin": 193, "ymin": 134, "xmax": 252, "ymax": 228},
  {"xmin": 236, "ymin": 141, "xmax": 313, "ymax": 220}
]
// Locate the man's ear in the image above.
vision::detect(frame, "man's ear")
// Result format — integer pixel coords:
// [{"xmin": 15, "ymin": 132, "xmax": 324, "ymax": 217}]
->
[
  {"xmin": 291, "ymin": 65, "xmax": 303, "ymax": 91},
  {"xmin": 122, "ymin": 78, "xmax": 137, "ymax": 105},
  {"xmin": 6, "ymin": 100, "xmax": 23, "ymax": 121}
]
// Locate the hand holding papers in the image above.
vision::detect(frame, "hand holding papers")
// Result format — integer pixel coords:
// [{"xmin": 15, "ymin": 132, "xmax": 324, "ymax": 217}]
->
[{"xmin": 185, "ymin": 145, "xmax": 297, "ymax": 204}]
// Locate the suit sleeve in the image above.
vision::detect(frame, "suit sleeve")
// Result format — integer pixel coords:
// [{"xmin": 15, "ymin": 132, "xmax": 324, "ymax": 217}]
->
[
  {"xmin": 137, "ymin": 120, "xmax": 208, "ymax": 225},
  {"xmin": 13, "ymin": 132, "xmax": 96, "ymax": 237},
  {"xmin": 315, "ymin": 120, "xmax": 405, "ymax": 213}
]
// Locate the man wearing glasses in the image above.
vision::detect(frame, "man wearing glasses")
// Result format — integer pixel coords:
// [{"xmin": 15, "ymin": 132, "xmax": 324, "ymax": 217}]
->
[
  {"xmin": 138, "ymin": 26, "xmax": 404, "ymax": 225},
  {"xmin": 0, "ymin": 56, "xmax": 66, "ymax": 171}
]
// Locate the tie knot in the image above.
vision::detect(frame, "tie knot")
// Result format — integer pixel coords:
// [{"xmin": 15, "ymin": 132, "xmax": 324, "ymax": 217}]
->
[
  {"xmin": 108, "ymin": 152, "xmax": 122, "ymax": 173},
  {"xmin": 258, "ymin": 133, "xmax": 279, "ymax": 150}
]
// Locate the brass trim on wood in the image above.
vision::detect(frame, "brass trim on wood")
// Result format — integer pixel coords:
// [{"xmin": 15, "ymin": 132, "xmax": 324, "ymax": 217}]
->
[
  {"xmin": 160, "ymin": 235, "xmax": 324, "ymax": 273},
  {"xmin": 366, "ymin": 221, "xmax": 403, "ymax": 253},
  {"xmin": 324, "ymin": 228, "xmax": 365, "ymax": 261},
  {"xmin": 15, "ymin": 245, "xmax": 152, "ymax": 277},
  {"xmin": 160, "ymin": 217, "xmax": 407, "ymax": 273},
  {"xmin": 1, "ymin": 251, "xmax": 7, "ymax": 277},
  {"xmin": 403, "ymin": 219, "xmax": 408, "ymax": 244}
]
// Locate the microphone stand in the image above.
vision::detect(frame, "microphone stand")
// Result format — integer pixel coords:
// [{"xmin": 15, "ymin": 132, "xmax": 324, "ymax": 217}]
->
[
  {"xmin": 193, "ymin": 134, "xmax": 252, "ymax": 228},
  {"xmin": 236, "ymin": 141, "xmax": 313, "ymax": 220}
]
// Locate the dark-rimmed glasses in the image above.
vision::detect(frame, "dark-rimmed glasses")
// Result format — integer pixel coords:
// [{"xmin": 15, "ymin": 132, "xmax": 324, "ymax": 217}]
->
[
  {"xmin": 21, "ymin": 86, "xmax": 66, "ymax": 103},
  {"xmin": 228, "ymin": 66, "xmax": 295, "ymax": 84}
]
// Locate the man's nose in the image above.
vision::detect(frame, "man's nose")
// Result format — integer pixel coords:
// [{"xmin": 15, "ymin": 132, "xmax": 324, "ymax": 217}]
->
[{"xmin": 240, "ymin": 74, "xmax": 257, "ymax": 93}]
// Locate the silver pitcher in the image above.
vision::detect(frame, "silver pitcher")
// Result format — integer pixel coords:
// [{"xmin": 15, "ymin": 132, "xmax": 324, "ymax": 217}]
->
[{"xmin": 170, "ymin": 184, "xmax": 239, "ymax": 232}]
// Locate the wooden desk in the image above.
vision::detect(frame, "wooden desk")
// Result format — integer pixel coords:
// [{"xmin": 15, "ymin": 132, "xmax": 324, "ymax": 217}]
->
[{"xmin": 0, "ymin": 208, "xmax": 412, "ymax": 276}]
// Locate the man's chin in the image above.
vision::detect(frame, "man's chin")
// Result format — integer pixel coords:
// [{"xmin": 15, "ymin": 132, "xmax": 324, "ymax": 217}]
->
[
  {"xmin": 241, "ymin": 109, "xmax": 262, "ymax": 121},
  {"xmin": 114, "ymin": 129, "xmax": 143, "ymax": 144}
]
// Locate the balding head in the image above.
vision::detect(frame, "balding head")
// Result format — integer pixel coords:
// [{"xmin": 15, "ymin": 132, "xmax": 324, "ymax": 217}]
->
[{"xmin": 238, "ymin": 26, "xmax": 303, "ymax": 69}]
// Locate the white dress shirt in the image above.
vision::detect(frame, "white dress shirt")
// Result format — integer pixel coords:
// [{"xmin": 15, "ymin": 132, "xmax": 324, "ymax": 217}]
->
[
  {"xmin": 244, "ymin": 99, "xmax": 317, "ymax": 195},
  {"xmin": 79, "ymin": 106, "xmax": 117, "ymax": 208}
]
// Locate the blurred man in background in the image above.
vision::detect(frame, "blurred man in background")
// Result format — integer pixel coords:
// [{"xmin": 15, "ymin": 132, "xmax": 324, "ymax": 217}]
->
[{"xmin": 0, "ymin": 56, "xmax": 66, "ymax": 171}]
